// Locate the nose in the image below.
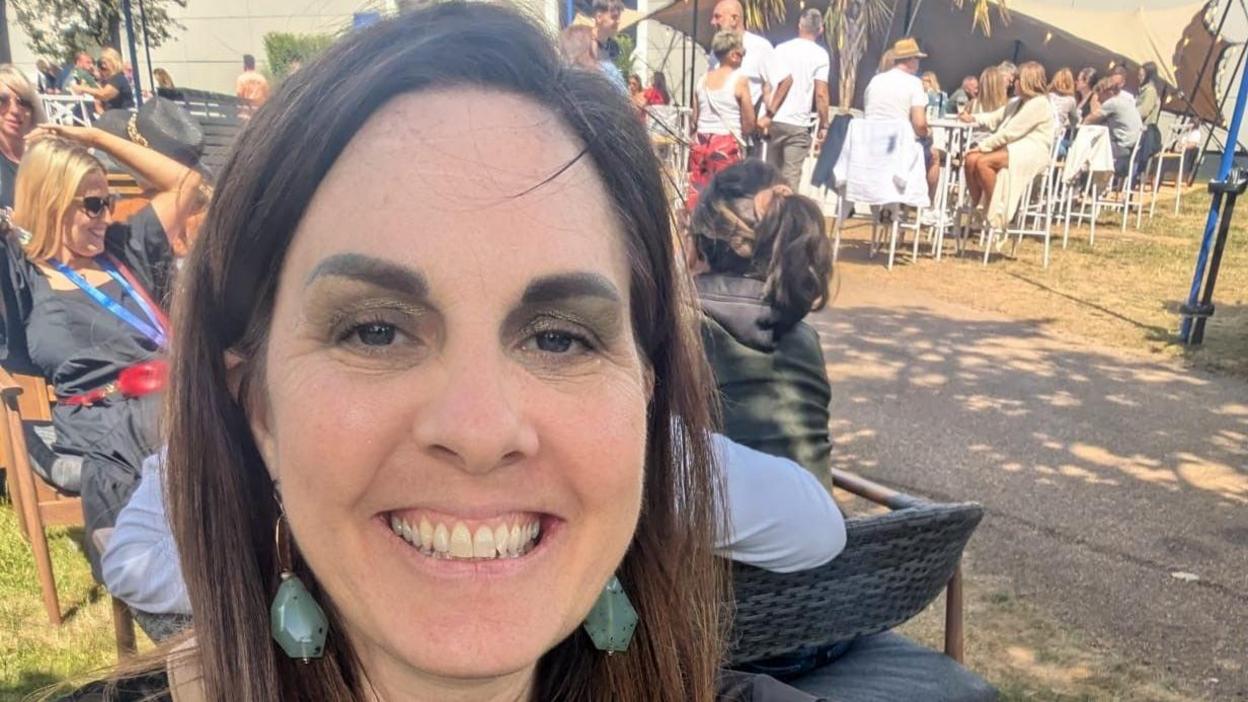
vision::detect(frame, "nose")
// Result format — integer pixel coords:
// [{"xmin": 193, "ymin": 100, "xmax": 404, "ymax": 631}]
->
[{"xmin": 411, "ymin": 349, "xmax": 539, "ymax": 476}]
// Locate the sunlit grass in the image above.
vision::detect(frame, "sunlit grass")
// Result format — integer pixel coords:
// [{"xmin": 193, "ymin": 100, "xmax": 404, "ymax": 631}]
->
[{"xmin": 0, "ymin": 501, "xmax": 115, "ymax": 701}]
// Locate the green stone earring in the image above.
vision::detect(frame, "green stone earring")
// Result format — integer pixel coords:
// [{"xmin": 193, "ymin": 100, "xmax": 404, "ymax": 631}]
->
[
  {"xmin": 581, "ymin": 575, "xmax": 638, "ymax": 654},
  {"xmin": 270, "ymin": 506, "xmax": 328, "ymax": 662}
]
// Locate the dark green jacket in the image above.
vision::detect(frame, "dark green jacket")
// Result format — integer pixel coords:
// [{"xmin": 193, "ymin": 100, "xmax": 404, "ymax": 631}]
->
[{"xmin": 697, "ymin": 274, "xmax": 832, "ymax": 476}]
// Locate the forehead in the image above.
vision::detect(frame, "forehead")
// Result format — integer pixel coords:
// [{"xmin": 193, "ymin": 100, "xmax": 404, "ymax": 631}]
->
[{"xmin": 286, "ymin": 89, "xmax": 630, "ymax": 297}]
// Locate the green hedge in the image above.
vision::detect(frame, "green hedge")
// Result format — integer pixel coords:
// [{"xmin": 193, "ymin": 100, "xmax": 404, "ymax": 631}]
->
[{"xmin": 263, "ymin": 32, "xmax": 336, "ymax": 80}]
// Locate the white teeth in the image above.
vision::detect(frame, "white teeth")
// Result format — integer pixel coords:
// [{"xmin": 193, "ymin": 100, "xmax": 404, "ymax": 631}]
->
[
  {"xmin": 509, "ymin": 524, "xmax": 524, "ymax": 556},
  {"xmin": 419, "ymin": 518, "xmax": 433, "ymax": 551},
  {"xmin": 390, "ymin": 516, "xmax": 543, "ymax": 559},
  {"xmin": 472, "ymin": 525, "xmax": 495, "ymax": 558},
  {"xmin": 494, "ymin": 524, "xmax": 509, "ymax": 557},
  {"xmin": 433, "ymin": 523, "xmax": 450, "ymax": 554},
  {"xmin": 450, "ymin": 522, "xmax": 474, "ymax": 558}
]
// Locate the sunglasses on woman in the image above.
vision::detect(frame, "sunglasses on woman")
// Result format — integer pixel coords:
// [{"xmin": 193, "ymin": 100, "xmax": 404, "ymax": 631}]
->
[
  {"xmin": 0, "ymin": 92, "xmax": 34, "ymax": 112},
  {"xmin": 76, "ymin": 195, "xmax": 117, "ymax": 218}
]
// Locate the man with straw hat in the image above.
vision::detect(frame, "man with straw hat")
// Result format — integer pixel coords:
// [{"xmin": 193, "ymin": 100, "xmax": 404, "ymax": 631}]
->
[{"xmin": 863, "ymin": 37, "xmax": 940, "ymax": 197}]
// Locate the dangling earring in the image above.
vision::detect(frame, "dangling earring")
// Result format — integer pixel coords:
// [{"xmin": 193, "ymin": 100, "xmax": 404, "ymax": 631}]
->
[
  {"xmin": 269, "ymin": 497, "xmax": 329, "ymax": 662},
  {"xmin": 581, "ymin": 575, "xmax": 638, "ymax": 654}
]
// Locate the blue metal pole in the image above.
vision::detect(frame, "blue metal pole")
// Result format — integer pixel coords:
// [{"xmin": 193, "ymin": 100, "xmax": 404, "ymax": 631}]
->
[
  {"xmin": 566, "ymin": 0, "xmax": 575, "ymax": 26},
  {"xmin": 1180, "ymin": 57, "xmax": 1248, "ymax": 341}
]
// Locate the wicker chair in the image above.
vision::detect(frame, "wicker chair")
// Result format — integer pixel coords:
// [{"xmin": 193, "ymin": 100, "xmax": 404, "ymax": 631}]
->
[{"xmin": 728, "ymin": 468, "xmax": 992, "ymax": 700}]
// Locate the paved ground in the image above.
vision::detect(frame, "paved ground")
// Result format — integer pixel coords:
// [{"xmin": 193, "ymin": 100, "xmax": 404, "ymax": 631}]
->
[{"xmin": 812, "ymin": 239, "xmax": 1248, "ymax": 698}]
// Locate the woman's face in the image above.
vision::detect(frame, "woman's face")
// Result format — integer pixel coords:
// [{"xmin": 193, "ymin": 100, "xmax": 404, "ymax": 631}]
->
[
  {"xmin": 0, "ymin": 82, "xmax": 34, "ymax": 140},
  {"xmin": 628, "ymin": 76, "xmax": 641, "ymax": 93},
  {"xmin": 250, "ymin": 89, "xmax": 650, "ymax": 697},
  {"xmin": 62, "ymin": 170, "xmax": 112, "ymax": 258}
]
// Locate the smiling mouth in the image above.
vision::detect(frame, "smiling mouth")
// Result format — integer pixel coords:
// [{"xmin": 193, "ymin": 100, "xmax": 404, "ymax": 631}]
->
[{"xmin": 386, "ymin": 512, "xmax": 544, "ymax": 561}]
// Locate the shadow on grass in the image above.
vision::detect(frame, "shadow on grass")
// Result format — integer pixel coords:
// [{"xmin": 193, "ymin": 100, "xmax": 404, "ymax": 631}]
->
[{"xmin": 0, "ymin": 670, "xmax": 62, "ymax": 702}]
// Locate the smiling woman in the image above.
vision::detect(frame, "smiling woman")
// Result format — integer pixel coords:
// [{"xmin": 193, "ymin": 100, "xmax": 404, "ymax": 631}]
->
[{"xmin": 57, "ymin": 3, "xmax": 823, "ymax": 702}]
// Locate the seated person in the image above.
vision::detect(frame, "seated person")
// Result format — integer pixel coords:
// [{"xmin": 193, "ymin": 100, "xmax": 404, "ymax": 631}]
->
[
  {"xmin": 689, "ymin": 160, "xmax": 834, "ymax": 476},
  {"xmin": 69, "ymin": 7, "xmax": 835, "ymax": 700},
  {"xmin": 0, "ymin": 125, "xmax": 199, "ymax": 581},
  {"xmin": 863, "ymin": 38, "xmax": 938, "ymax": 197},
  {"xmin": 958, "ymin": 61, "xmax": 1055, "ymax": 229},
  {"xmin": 103, "ymin": 435, "xmax": 848, "ymax": 619},
  {"xmin": 1083, "ymin": 76, "xmax": 1143, "ymax": 185}
]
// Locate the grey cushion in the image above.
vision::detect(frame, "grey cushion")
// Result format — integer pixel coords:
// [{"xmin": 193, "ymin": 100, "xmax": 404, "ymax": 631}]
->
[{"xmin": 787, "ymin": 632, "xmax": 997, "ymax": 702}]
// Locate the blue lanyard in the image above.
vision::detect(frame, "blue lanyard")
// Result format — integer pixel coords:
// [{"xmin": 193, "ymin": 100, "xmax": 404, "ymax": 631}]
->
[{"xmin": 48, "ymin": 256, "xmax": 169, "ymax": 348}]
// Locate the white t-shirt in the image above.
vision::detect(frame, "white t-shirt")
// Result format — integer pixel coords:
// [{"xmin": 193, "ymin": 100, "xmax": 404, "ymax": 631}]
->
[
  {"xmin": 772, "ymin": 37, "xmax": 830, "ymax": 128},
  {"xmin": 863, "ymin": 67, "xmax": 926, "ymax": 123},
  {"xmin": 709, "ymin": 30, "xmax": 790, "ymax": 109}
]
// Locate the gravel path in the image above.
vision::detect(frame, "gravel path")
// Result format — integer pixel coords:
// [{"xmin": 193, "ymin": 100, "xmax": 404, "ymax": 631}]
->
[{"xmin": 813, "ymin": 256, "xmax": 1248, "ymax": 698}]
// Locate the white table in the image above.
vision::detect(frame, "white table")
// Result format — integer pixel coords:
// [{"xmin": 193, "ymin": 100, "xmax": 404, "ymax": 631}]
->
[{"xmin": 928, "ymin": 120, "xmax": 976, "ymax": 259}]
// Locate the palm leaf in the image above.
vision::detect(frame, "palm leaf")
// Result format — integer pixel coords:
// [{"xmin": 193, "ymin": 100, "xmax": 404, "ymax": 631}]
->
[
  {"xmin": 952, "ymin": 0, "xmax": 1009, "ymax": 37},
  {"xmin": 743, "ymin": 0, "xmax": 787, "ymax": 30}
]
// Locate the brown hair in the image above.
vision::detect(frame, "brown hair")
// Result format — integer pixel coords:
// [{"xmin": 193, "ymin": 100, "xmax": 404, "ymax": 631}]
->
[
  {"xmin": 1015, "ymin": 61, "xmax": 1047, "ymax": 99},
  {"xmin": 1048, "ymin": 67, "xmax": 1075, "ymax": 96},
  {"xmin": 975, "ymin": 66, "xmax": 1008, "ymax": 112},
  {"xmin": 80, "ymin": 3, "xmax": 726, "ymax": 700}
]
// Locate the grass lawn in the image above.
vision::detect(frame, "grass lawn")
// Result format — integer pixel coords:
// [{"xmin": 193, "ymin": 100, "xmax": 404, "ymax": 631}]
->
[
  {"xmin": 0, "ymin": 502, "xmax": 119, "ymax": 702},
  {"xmin": 839, "ymin": 186, "xmax": 1248, "ymax": 379}
]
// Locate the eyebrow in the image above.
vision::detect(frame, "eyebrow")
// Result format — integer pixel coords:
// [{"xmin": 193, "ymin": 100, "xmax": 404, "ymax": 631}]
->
[
  {"xmin": 304, "ymin": 253, "xmax": 428, "ymax": 297},
  {"xmin": 520, "ymin": 272, "xmax": 622, "ymax": 305}
]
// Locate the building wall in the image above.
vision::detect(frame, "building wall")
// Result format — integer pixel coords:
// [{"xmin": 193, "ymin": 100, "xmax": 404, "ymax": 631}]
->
[{"xmin": 6, "ymin": 0, "xmax": 561, "ymax": 96}]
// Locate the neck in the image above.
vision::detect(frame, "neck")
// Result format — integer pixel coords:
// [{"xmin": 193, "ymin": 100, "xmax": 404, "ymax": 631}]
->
[
  {"xmin": 0, "ymin": 131, "xmax": 23, "ymax": 162},
  {"xmin": 50, "ymin": 243, "xmax": 96, "ymax": 268}
]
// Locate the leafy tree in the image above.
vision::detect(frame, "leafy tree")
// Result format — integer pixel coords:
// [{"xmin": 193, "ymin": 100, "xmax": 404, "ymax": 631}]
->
[
  {"xmin": 10, "ymin": 0, "xmax": 186, "ymax": 62},
  {"xmin": 263, "ymin": 32, "xmax": 336, "ymax": 81}
]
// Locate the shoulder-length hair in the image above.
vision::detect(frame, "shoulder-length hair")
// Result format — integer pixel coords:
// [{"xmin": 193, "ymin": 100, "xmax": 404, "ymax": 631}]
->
[
  {"xmin": 1048, "ymin": 67, "xmax": 1075, "ymax": 96},
  {"xmin": 976, "ymin": 66, "xmax": 1008, "ymax": 112},
  {"xmin": 1016, "ymin": 61, "xmax": 1048, "ymax": 100},
  {"xmin": 99, "ymin": 48, "xmax": 124, "ymax": 76},
  {"xmin": 159, "ymin": 3, "xmax": 724, "ymax": 701},
  {"xmin": 0, "ymin": 64, "xmax": 47, "ymax": 125},
  {"xmin": 12, "ymin": 137, "xmax": 104, "ymax": 261}
]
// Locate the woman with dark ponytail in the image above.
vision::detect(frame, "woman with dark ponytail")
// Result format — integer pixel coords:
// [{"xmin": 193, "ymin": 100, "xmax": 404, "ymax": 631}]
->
[{"xmin": 690, "ymin": 160, "xmax": 834, "ymax": 476}]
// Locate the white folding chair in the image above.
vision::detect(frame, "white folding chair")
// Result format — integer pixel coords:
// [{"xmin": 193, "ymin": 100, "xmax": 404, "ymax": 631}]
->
[
  {"xmin": 40, "ymin": 95, "xmax": 94, "ymax": 127},
  {"xmin": 1066, "ymin": 132, "xmax": 1142, "ymax": 243},
  {"xmin": 988, "ymin": 136, "xmax": 1062, "ymax": 267},
  {"xmin": 1146, "ymin": 117, "xmax": 1195, "ymax": 222},
  {"xmin": 830, "ymin": 118, "xmax": 932, "ymax": 270}
]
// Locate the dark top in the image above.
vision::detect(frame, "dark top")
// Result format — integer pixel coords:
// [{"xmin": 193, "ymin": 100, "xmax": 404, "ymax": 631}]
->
[
  {"xmin": 0, "ymin": 205, "xmax": 173, "ymax": 459},
  {"xmin": 697, "ymin": 274, "xmax": 833, "ymax": 476},
  {"xmin": 64, "ymin": 669, "xmax": 825, "ymax": 701},
  {"xmin": 0, "ymin": 155, "xmax": 18, "ymax": 211},
  {"xmin": 105, "ymin": 73, "xmax": 135, "ymax": 110}
]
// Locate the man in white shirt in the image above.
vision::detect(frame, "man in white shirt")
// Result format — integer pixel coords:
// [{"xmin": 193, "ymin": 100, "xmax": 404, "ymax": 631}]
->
[
  {"xmin": 863, "ymin": 37, "xmax": 939, "ymax": 196},
  {"xmin": 709, "ymin": 0, "xmax": 792, "ymax": 154},
  {"xmin": 766, "ymin": 9, "xmax": 830, "ymax": 189}
]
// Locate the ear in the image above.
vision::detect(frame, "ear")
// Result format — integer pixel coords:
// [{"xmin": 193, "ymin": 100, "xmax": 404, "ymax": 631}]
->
[{"xmin": 225, "ymin": 350, "xmax": 279, "ymax": 481}]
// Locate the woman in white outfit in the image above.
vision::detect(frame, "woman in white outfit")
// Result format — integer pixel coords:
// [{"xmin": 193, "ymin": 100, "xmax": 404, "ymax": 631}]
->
[
  {"xmin": 959, "ymin": 61, "xmax": 1056, "ymax": 228},
  {"xmin": 687, "ymin": 30, "xmax": 756, "ymax": 210}
]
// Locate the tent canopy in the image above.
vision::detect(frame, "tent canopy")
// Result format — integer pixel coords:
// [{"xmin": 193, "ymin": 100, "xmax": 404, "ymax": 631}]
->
[{"xmin": 645, "ymin": 0, "xmax": 1229, "ymax": 124}]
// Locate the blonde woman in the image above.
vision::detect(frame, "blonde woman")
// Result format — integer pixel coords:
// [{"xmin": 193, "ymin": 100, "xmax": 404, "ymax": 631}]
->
[
  {"xmin": 921, "ymin": 70, "xmax": 946, "ymax": 114},
  {"xmin": 0, "ymin": 124, "xmax": 200, "ymax": 581},
  {"xmin": 71, "ymin": 48, "xmax": 134, "ymax": 110},
  {"xmin": 0, "ymin": 64, "xmax": 46, "ymax": 209},
  {"xmin": 967, "ymin": 66, "xmax": 1007, "ymax": 115},
  {"xmin": 959, "ymin": 61, "xmax": 1055, "ymax": 227}
]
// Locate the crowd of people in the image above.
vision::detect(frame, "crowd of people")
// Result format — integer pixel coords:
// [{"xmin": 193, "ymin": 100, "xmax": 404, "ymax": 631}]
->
[
  {"xmin": 0, "ymin": 3, "xmax": 1204, "ymax": 699},
  {"xmin": 0, "ymin": 3, "xmax": 859, "ymax": 701}
]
